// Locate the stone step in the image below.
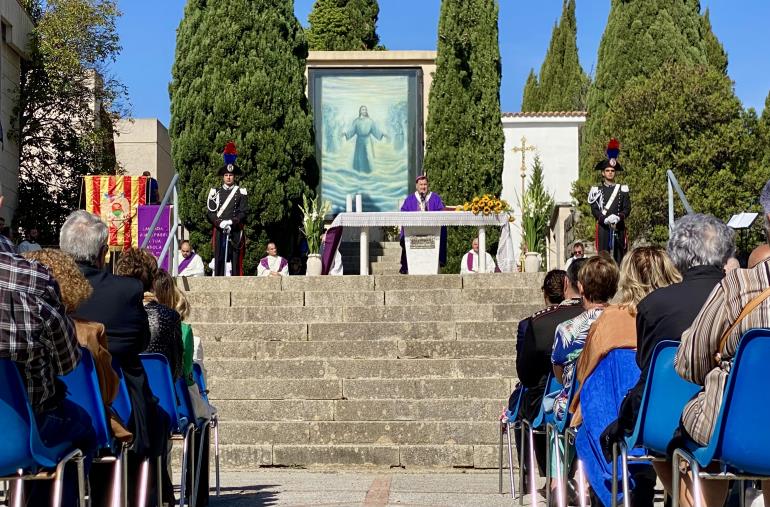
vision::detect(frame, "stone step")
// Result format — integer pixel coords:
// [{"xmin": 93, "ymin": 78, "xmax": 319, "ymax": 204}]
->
[
  {"xmin": 204, "ymin": 339, "xmax": 516, "ymax": 360},
  {"xmin": 189, "ymin": 303, "xmax": 537, "ymax": 323},
  {"xmin": 219, "ymin": 420, "xmax": 498, "ymax": 445},
  {"xmin": 208, "ymin": 377, "xmax": 512, "ymax": 400},
  {"xmin": 212, "ymin": 398, "xmax": 504, "ymax": 422},
  {"xmin": 342, "ymin": 254, "xmax": 402, "ymax": 264},
  {"xmin": 191, "ymin": 320, "xmax": 519, "ymax": 342},
  {"xmin": 205, "ymin": 358, "xmax": 516, "ymax": 380},
  {"xmin": 212, "ymin": 444, "xmax": 500, "ymax": 468}
]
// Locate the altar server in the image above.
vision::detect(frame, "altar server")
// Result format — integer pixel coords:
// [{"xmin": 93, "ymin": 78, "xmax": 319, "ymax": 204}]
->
[
  {"xmin": 461, "ymin": 237, "xmax": 496, "ymax": 274},
  {"xmin": 257, "ymin": 241, "xmax": 289, "ymax": 277},
  {"xmin": 178, "ymin": 240, "xmax": 205, "ymax": 277}
]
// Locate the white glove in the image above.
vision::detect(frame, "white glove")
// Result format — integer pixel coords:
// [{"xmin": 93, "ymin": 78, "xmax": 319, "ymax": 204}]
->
[
  {"xmin": 604, "ymin": 214, "xmax": 620, "ymax": 225},
  {"xmin": 219, "ymin": 220, "xmax": 232, "ymax": 230}
]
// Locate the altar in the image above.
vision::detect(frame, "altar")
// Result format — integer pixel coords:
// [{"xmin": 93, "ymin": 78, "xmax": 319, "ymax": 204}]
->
[{"xmin": 321, "ymin": 211, "xmax": 512, "ymax": 275}]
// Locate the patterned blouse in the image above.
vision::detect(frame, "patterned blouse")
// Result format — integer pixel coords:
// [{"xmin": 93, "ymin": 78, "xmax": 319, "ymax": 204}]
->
[
  {"xmin": 677, "ymin": 261, "xmax": 770, "ymax": 445},
  {"xmin": 551, "ymin": 307, "xmax": 605, "ymax": 419},
  {"xmin": 144, "ymin": 297, "xmax": 184, "ymax": 380}
]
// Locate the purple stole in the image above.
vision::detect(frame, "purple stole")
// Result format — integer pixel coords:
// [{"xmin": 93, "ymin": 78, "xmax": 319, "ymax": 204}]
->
[
  {"xmin": 178, "ymin": 252, "xmax": 197, "ymax": 273},
  {"xmin": 261, "ymin": 256, "xmax": 287, "ymax": 272},
  {"xmin": 466, "ymin": 252, "xmax": 475, "ymax": 272}
]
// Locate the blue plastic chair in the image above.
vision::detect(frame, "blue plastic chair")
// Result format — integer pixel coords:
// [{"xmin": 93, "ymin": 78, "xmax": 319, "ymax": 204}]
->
[
  {"xmin": 518, "ymin": 373, "xmax": 563, "ymax": 506},
  {"xmin": 499, "ymin": 385, "xmax": 526, "ymax": 497},
  {"xmin": 672, "ymin": 329, "xmax": 770, "ymax": 507},
  {"xmin": 140, "ymin": 353, "xmax": 195, "ymax": 507},
  {"xmin": 192, "ymin": 361, "xmax": 221, "ymax": 496},
  {"xmin": 60, "ymin": 348, "xmax": 128, "ymax": 507},
  {"xmin": 0, "ymin": 358, "xmax": 86, "ymax": 507},
  {"xmin": 610, "ymin": 341, "xmax": 700, "ymax": 507}
]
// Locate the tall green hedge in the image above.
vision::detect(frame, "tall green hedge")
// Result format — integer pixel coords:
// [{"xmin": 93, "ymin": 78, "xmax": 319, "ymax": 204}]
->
[
  {"xmin": 307, "ymin": 0, "xmax": 381, "ymax": 50},
  {"xmin": 424, "ymin": 0, "xmax": 505, "ymax": 271},
  {"xmin": 169, "ymin": 0, "xmax": 317, "ymax": 272}
]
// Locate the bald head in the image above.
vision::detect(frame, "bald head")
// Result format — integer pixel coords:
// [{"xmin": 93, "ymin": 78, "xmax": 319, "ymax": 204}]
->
[{"xmin": 749, "ymin": 243, "xmax": 770, "ymax": 268}]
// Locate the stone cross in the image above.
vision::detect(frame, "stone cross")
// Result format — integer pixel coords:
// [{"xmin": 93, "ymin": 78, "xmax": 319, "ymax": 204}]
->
[{"xmin": 511, "ymin": 136, "xmax": 537, "ymax": 198}]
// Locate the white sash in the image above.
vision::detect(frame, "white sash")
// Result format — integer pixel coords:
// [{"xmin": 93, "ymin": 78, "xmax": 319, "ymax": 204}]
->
[
  {"xmin": 601, "ymin": 184, "xmax": 621, "ymax": 216},
  {"xmin": 415, "ymin": 192, "xmax": 433, "ymax": 211},
  {"xmin": 217, "ymin": 185, "xmax": 240, "ymax": 218}
]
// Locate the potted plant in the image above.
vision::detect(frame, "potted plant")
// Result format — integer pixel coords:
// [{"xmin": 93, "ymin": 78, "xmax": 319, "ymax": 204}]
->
[
  {"xmin": 521, "ymin": 156, "xmax": 554, "ymax": 272},
  {"xmin": 300, "ymin": 194, "xmax": 331, "ymax": 276}
]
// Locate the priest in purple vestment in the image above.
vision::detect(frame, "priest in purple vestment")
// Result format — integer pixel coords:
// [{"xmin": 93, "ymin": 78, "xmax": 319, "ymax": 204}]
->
[{"xmin": 399, "ymin": 175, "xmax": 447, "ymax": 274}]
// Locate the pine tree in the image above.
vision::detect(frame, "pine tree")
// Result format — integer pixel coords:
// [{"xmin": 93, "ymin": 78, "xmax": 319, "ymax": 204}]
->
[
  {"xmin": 520, "ymin": 0, "xmax": 588, "ymax": 112},
  {"xmin": 701, "ymin": 8, "xmax": 728, "ymax": 75},
  {"xmin": 574, "ymin": 0, "xmax": 738, "ymax": 242},
  {"xmin": 423, "ymin": 0, "xmax": 505, "ymax": 272},
  {"xmin": 521, "ymin": 69, "xmax": 540, "ymax": 111},
  {"xmin": 169, "ymin": 1, "xmax": 317, "ymax": 273},
  {"xmin": 307, "ymin": 0, "xmax": 381, "ymax": 51}
]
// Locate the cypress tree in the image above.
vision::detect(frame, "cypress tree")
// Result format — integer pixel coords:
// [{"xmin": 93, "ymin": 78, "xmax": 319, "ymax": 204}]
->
[
  {"xmin": 701, "ymin": 8, "xmax": 728, "ymax": 75},
  {"xmin": 423, "ymin": 0, "xmax": 505, "ymax": 271},
  {"xmin": 169, "ymin": 1, "xmax": 317, "ymax": 273},
  {"xmin": 574, "ymin": 0, "xmax": 736, "ymax": 242},
  {"xmin": 521, "ymin": 69, "xmax": 540, "ymax": 111},
  {"xmin": 520, "ymin": 0, "xmax": 588, "ymax": 112},
  {"xmin": 307, "ymin": 0, "xmax": 381, "ymax": 51}
]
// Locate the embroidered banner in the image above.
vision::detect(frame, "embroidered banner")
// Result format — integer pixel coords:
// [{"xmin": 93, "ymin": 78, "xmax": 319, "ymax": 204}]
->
[
  {"xmin": 137, "ymin": 205, "xmax": 171, "ymax": 271},
  {"xmin": 84, "ymin": 175, "xmax": 147, "ymax": 249}
]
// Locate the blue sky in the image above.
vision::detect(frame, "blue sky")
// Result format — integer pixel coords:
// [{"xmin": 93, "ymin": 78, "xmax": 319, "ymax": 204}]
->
[{"xmin": 115, "ymin": 1, "xmax": 770, "ymax": 127}]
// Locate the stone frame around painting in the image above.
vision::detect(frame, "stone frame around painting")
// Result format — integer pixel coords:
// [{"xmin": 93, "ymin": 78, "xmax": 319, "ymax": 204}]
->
[{"xmin": 308, "ymin": 67, "xmax": 424, "ymax": 215}]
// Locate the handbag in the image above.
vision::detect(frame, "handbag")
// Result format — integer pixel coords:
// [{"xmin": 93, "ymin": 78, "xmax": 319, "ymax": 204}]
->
[{"xmin": 714, "ymin": 286, "xmax": 770, "ymax": 366}]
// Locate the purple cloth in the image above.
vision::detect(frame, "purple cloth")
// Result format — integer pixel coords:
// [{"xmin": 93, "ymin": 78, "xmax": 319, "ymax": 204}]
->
[
  {"xmin": 178, "ymin": 252, "xmax": 197, "ymax": 273},
  {"xmin": 466, "ymin": 252, "xmax": 474, "ymax": 272},
  {"xmin": 321, "ymin": 227, "xmax": 344, "ymax": 275},
  {"xmin": 400, "ymin": 192, "xmax": 448, "ymax": 271},
  {"xmin": 260, "ymin": 256, "xmax": 287, "ymax": 272}
]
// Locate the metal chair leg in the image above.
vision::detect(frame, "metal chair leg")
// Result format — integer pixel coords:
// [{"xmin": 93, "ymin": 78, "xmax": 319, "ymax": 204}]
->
[
  {"xmin": 691, "ymin": 461, "xmax": 703, "ymax": 507},
  {"xmin": 506, "ymin": 422, "xmax": 516, "ymax": 498},
  {"xmin": 213, "ymin": 417, "xmax": 220, "ymax": 497},
  {"xmin": 76, "ymin": 457, "xmax": 86, "ymax": 507},
  {"xmin": 528, "ymin": 423, "xmax": 539, "ymax": 507},
  {"xmin": 518, "ymin": 422, "xmax": 526, "ymax": 505},
  {"xmin": 136, "ymin": 458, "xmax": 150, "ymax": 507},
  {"xmin": 194, "ymin": 420, "xmax": 212, "ymax": 507},
  {"xmin": 554, "ymin": 429, "xmax": 565, "ymax": 507},
  {"xmin": 499, "ymin": 420, "xmax": 504, "ymax": 494},
  {"xmin": 156, "ymin": 455, "xmax": 162, "ymax": 507},
  {"xmin": 545, "ymin": 424, "xmax": 551, "ymax": 507},
  {"xmin": 577, "ymin": 459, "xmax": 587, "ymax": 507},
  {"xmin": 612, "ymin": 444, "xmax": 619, "ymax": 507},
  {"xmin": 11, "ymin": 477, "xmax": 23, "ymax": 507},
  {"xmin": 621, "ymin": 445, "xmax": 631, "ymax": 507}
]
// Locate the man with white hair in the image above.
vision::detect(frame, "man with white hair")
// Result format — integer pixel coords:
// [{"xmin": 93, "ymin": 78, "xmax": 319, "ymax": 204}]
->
[{"xmin": 460, "ymin": 237, "xmax": 496, "ymax": 274}]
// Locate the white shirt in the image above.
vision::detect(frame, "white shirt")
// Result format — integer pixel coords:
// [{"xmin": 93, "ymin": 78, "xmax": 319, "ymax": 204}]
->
[
  {"xmin": 257, "ymin": 255, "xmax": 289, "ymax": 276},
  {"xmin": 178, "ymin": 253, "xmax": 206, "ymax": 277},
  {"xmin": 460, "ymin": 250, "xmax": 496, "ymax": 274},
  {"xmin": 328, "ymin": 250, "xmax": 344, "ymax": 276}
]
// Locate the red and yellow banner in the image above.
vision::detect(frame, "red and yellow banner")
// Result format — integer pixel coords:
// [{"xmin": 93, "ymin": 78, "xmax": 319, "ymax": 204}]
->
[{"xmin": 84, "ymin": 175, "xmax": 147, "ymax": 249}]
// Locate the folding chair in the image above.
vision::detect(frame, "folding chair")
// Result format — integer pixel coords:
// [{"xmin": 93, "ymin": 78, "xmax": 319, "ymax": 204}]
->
[
  {"xmin": 545, "ymin": 378, "xmax": 583, "ymax": 507},
  {"xmin": 175, "ymin": 377, "xmax": 214, "ymax": 507},
  {"xmin": 0, "ymin": 358, "xmax": 86, "ymax": 507},
  {"xmin": 192, "ymin": 362, "xmax": 220, "ymax": 496},
  {"xmin": 610, "ymin": 341, "xmax": 700, "ymax": 507},
  {"xmin": 672, "ymin": 329, "xmax": 770, "ymax": 507},
  {"xmin": 499, "ymin": 385, "xmax": 525, "ymax": 497},
  {"xmin": 60, "ymin": 347, "xmax": 128, "ymax": 507},
  {"xmin": 140, "ymin": 353, "xmax": 195, "ymax": 507}
]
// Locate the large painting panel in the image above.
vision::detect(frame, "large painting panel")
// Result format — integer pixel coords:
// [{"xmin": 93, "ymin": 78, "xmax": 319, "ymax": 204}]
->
[{"xmin": 310, "ymin": 69, "xmax": 423, "ymax": 214}]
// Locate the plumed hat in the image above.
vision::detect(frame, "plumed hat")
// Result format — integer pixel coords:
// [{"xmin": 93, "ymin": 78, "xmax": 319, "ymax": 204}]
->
[
  {"xmin": 218, "ymin": 141, "xmax": 243, "ymax": 176},
  {"xmin": 594, "ymin": 138, "xmax": 624, "ymax": 172}
]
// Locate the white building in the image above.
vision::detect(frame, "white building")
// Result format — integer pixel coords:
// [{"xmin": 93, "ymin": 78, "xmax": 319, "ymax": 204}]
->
[
  {"xmin": 0, "ymin": 1, "xmax": 33, "ymax": 223},
  {"xmin": 113, "ymin": 118, "xmax": 173, "ymax": 199},
  {"xmin": 501, "ymin": 111, "xmax": 587, "ymax": 268}
]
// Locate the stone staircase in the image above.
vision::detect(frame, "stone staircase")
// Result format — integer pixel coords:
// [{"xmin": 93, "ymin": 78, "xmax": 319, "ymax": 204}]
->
[
  {"xmin": 339, "ymin": 240, "xmax": 402, "ymax": 275},
  {"xmin": 179, "ymin": 272, "xmax": 544, "ymax": 469}
]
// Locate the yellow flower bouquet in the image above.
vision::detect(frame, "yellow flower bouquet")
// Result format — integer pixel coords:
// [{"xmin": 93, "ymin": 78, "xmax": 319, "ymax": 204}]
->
[{"xmin": 456, "ymin": 195, "xmax": 514, "ymax": 222}]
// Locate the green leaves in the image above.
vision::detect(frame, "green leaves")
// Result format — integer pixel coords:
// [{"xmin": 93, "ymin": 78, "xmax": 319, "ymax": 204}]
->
[
  {"xmin": 521, "ymin": 156, "xmax": 554, "ymax": 254},
  {"xmin": 307, "ymin": 0, "xmax": 382, "ymax": 51}
]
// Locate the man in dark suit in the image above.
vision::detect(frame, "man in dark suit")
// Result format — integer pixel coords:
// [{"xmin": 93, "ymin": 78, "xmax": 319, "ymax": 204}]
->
[{"xmin": 60, "ymin": 210, "xmax": 168, "ymax": 505}]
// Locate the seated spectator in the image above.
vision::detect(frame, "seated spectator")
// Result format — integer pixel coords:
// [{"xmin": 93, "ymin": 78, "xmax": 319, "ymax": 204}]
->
[
  {"xmin": 116, "ymin": 249, "xmax": 184, "ymax": 380},
  {"xmin": 0, "ymin": 207, "xmax": 96, "ymax": 506},
  {"xmin": 257, "ymin": 241, "xmax": 289, "ymax": 276},
  {"xmin": 61, "ymin": 210, "xmax": 168, "ymax": 506},
  {"xmin": 673, "ymin": 209, "xmax": 770, "ymax": 506},
  {"xmin": 515, "ymin": 265, "xmax": 585, "ymax": 486},
  {"xmin": 564, "ymin": 241, "xmax": 585, "ymax": 271},
  {"xmin": 16, "ymin": 227, "xmax": 42, "ymax": 253},
  {"xmin": 600, "ymin": 214, "xmax": 734, "ymax": 504},
  {"xmin": 22, "ymin": 248, "xmax": 129, "ymax": 440},
  {"xmin": 178, "ymin": 239, "xmax": 206, "ymax": 277},
  {"xmin": 289, "ymin": 256, "xmax": 305, "ymax": 276},
  {"xmin": 570, "ymin": 246, "xmax": 681, "ymax": 507},
  {"xmin": 748, "ymin": 243, "xmax": 770, "ymax": 268},
  {"xmin": 460, "ymin": 237, "xmax": 496, "ymax": 274}
]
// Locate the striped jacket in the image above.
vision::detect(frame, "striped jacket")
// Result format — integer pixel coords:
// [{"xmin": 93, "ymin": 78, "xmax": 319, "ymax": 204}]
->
[{"xmin": 676, "ymin": 261, "xmax": 770, "ymax": 445}]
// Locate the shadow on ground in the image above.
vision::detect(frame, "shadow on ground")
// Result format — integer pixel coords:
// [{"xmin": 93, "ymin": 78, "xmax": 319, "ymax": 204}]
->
[{"xmin": 210, "ymin": 484, "xmax": 279, "ymax": 506}]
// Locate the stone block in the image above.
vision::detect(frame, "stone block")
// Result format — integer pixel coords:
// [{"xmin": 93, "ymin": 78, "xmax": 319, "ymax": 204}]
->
[
  {"xmin": 333, "ymin": 399, "xmax": 501, "ymax": 422},
  {"xmin": 208, "ymin": 378, "xmax": 341, "ymax": 399},
  {"xmin": 184, "ymin": 291, "xmax": 231, "ymax": 306},
  {"xmin": 207, "ymin": 360, "xmax": 328, "ymax": 379},
  {"xmin": 473, "ymin": 445, "xmax": 511, "ymax": 469},
  {"xmin": 304, "ymin": 291, "xmax": 384, "ymax": 307},
  {"xmin": 455, "ymin": 321, "xmax": 518, "ymax": 341},
  {"xmin": 177, "ymin": 276, "xmax": 281, "ymax": 292},
  {"xmin": 212, "ymin": 400, "xmax": 335, "ymax": 421},
  {"xmin": 191, "ymin": 323, "xmax": 308, "ymax": 342},
  {"xmin": 230, "ymin": 291, "xmax": 304, "ymax": 307},
  {"xmin": 282, "ymin": 276, "xmax": 375, "ymax": 292},
  {"xmin": 461, "ymin": 272, "xmax": 545, "ymax": 289},
  {"xmin": 383, "ymin": 288, "xmax": 539, "ymax": 306},
  {"xmin": 272, "ymin": 445, "xmax": 399, "ymax": 466},
  {"xmin": 217, "ymin": 445, "xmax": 274, "ymax": 468},
  {"xmin": 326, "ymin": 359, "xmax": 456, "ymax": 378},
  {"xmin": 455, "ymin": 359, "xmax": 517, "ymax": 378},
  {"xmin": 399, "ymin": 445, "xmax": 474, "ymax": 467},
  {"xmin": 219, "ymin": 421, "xmax": 310, "ymax": 444},
  {"xmin": 308, "ymin": 322, "xmax": 455, "ymax": 341},
  {"xmin": 188, "ymin": 306, "xmax": 245, "ymax": 323},
  {"xmin": 204, "ymin": 341, "xmax": 255, "ymax": 359},
  {"xmin": 253, "ymin": 340, "xmax": 399, "ymax": 359},
  {"xmin": 343, "ymin": 305, "xmax": 493, "ymax": 323},
  {"xmin": 342, "ymin": 378, "xmax": 509, "ymax": 399},
  {"xmin": 492, "ymin": 304, "xmax": 542, "ymax": 321},
  {"xmin": 307, "ymin": 421, "xmax": 497, "ymax": 445},
  {"xmin": 398, "ymin": 340, "xmax": 516, "ymax": 359},
  {"xmin": 375, "ymin": 274, "xmax": 462, "ymax": 290},
  {"xmin": 245, "ymin": 306, "xmax": 344, "ymax": 323}
]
